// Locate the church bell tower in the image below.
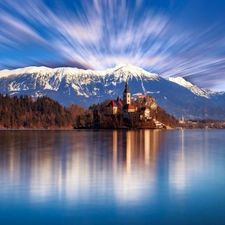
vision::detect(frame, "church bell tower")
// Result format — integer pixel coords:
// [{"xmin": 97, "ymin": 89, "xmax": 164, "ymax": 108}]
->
[{"xmin": 123, "ymin": 81, "xmax": 131, "ymax": 105}]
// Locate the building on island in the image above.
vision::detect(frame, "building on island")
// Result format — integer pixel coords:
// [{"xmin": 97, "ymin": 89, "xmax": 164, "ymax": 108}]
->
[
  {"xmin": 106, "ymin": 97, "xmax": 123, "ymax": 115},
  {"xmin": 90, "ymin": 80, "xmax": 173, "ymax": 129},
  {"xmin": 106, "ymin": 81, "xmax": 155, "ymax": 120},
  {"xmin": 106, "ymin": 81, "xmax": 136, "ymax": 119},
  {"xmin": 139, "ymin": 107, "xmax": 150, "ymax": 120},
  {"xmin": 122, "ymin": 81, "xmax": 136, "ymax": 119},
  {"xmin": 123, "ymin": 81, "xmax": 131, "ymax": 105}
]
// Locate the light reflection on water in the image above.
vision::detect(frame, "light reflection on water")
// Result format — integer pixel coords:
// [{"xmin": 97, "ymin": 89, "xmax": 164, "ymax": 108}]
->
[{"xmin": 0, "ymin": 129, "xmax": 225, "ymax": 224}]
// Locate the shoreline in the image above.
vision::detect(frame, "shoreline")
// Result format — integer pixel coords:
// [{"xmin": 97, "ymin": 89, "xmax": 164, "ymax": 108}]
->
[{"xmin": 1, "ymin": 127, "xmax": 224, "ymax": 131}]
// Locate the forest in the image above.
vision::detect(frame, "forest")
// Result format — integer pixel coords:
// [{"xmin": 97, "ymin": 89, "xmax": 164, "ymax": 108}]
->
[
  {"xmin": 0, "ymin": 94, "xmax": 179, "ymax": 129},
  {"xmin": 0, "ymin": 94, "xmax": 85, "ymax": 128}
]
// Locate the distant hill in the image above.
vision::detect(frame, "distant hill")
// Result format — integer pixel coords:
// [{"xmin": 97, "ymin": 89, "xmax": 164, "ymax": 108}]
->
[{"xmin": 1, "ymin": 64, "xmax": 225, "ymax": 119}]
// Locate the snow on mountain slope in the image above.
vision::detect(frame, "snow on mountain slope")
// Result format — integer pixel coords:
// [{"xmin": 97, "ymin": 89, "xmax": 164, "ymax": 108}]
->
[
  {"xmin": 0, "ymin": 64, "xmax": 158, "ymax": 96},
  {"xmin": 105, "ymin": 64, "xmax": 159, "ymax": 81},
  {"xmin": 1, "ymin": 64, "xmax": 225, "ymax": 119},
  {"xmin": 168, "ymin": 77, "xmax": 224, "ymax": 98}
]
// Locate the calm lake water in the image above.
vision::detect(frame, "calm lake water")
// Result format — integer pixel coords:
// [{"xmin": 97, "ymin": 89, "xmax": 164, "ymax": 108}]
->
[{"xmin": 0, "ymin": 129, "xmax": 225, "ymax": 225}]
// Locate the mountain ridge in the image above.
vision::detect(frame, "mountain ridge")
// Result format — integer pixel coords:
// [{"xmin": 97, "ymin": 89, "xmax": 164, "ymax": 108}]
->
[
  {"xmin": 1, "ymin": 64, "xmax": 225, "ymax": 119},
  {"xmin": 168, "ymin": 76, "xmax": 224, "ymax": 99}
]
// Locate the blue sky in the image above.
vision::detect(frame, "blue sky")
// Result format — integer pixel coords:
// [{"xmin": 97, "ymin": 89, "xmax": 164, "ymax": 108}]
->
[{"xmin": 0, "ymin": 0, "xmax": 225, "ymax": 90}]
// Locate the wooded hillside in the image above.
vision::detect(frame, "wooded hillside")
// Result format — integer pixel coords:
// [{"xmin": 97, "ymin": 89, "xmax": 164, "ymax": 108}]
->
[
  {"xmin": 0, "ymin": 94, "xmax": 85, "ymax": 128},
  {"xmin": 0, "ymin": 94, "xmax": 178, "ymax": 129}
]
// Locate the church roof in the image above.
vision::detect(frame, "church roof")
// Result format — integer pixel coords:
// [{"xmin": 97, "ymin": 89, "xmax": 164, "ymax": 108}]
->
[
  {"xmin": 123, "ymin": 104, "xmax": 136, "ymax": 110},
  {"xmin": 107, "ymin": 99, "xmax": 123, "ymax": 108}
]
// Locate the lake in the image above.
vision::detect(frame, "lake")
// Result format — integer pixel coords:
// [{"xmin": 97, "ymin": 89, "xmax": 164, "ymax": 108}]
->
[{"xmin": 0, "ymin": 129, "xmax": 225, "ymax": 224}]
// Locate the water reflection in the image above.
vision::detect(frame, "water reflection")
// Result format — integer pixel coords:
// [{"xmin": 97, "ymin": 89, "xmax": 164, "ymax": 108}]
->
[
  {"xmin": 1, "ymin": 130, "xmax": 225, "ymax": 224},
  {"xmin": 0, "ymin": 130, "xmax": 162, "ymax": 204},
  {"xmin": 111, "ymin": 130, "xmax": 160, "ymax": 204},
  {"xmin": 1, "ymin": 130, "xmax": 225, "ymax": 211},
  {"xmin": 168, "ymin": 130, "xmax": 212, "ymax": 197},
  {"xmin": 169, "ymin": 129, "xmax": 187, "ymax": 193}
]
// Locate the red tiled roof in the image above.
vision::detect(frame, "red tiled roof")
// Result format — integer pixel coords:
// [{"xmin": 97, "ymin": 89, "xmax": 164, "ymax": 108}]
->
[
  {"xmin": 127, "ymin": 104, "xmax": 136, "ymax": 109},
  {"xmin": 123, "ymin": 104, "xmax": 136, "ymax": 110},
  {"xmin": 117, "ymin": 100, "xmax": 123, "ymax": 106},
  {"xmin": 107, "ymin": 100, "xmax": 123, "ymax": 107}
]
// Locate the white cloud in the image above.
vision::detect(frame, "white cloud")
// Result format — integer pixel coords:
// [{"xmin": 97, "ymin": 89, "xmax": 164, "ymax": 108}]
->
[{"xmin": 0, "ymin": 0, "xmax": 225, "ymax": 89}]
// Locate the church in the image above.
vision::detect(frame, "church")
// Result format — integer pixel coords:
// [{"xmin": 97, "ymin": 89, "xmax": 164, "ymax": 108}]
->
[
  {"xmin": 106, "ymin": 81, "xmax": 136, "ymax": 119},
  {"xmin": 122, "ymin": 81, "xmax": 136, "ymax": 118}
]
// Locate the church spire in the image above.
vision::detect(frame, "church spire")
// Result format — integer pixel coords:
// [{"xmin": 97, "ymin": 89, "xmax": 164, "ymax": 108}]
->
[
  {"xmin": 123, "ymin": 80, "xmax": 131, "ymax": 104},
  {"xmin": 124, "ymin": 80, "xmax": 130, "ymax": 94}
]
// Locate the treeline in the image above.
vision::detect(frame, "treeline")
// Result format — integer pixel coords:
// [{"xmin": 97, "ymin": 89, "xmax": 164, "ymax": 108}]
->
[
  {"xmin": 155, "ymin": 106, "xmax": 178, "ymax": 128},
  {"xmin": 179, "ymin": 119, "xmax": 225, "ymax": 129},
  {"xmin": 0, "ymin": 94, "xmax": 85, "ymax": 128},
  {"xmin": 0, "ymin": 94, "xmax": 178, "ymax": 129}
]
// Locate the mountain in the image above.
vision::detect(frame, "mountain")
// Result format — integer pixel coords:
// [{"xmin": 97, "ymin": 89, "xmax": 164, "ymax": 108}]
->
[
  {"xmin": 1, "ymin": 64, "xmax": 225, "ymax": 119},
  {"xmin": 168, "ymin": 76, "xmax": 225, "ymax": 109},
  {"xmin": 168, "ymin": 77, "xmax": 224, "ymax": 99}
]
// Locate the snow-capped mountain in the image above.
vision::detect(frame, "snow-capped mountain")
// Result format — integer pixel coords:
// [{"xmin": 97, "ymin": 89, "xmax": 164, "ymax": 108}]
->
[
  {"xmin": 1, "ymin": 64, "xmax": 225, "ymax": 119},
  {"xmin": 168, "ymin": 77, "xmax": 224, "ymax": 99},
  {"xmin": 0, "ymin": 64, "xmax": 160, "ymax": 105}
]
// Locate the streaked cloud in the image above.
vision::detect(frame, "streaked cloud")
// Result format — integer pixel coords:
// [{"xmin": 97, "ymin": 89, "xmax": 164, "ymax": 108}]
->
[{"xmin": 0, "ymin": 0, "xmax": 225, "ymax": 90}]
